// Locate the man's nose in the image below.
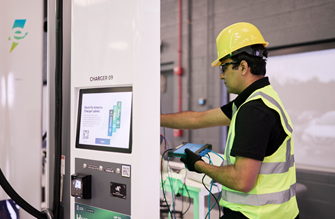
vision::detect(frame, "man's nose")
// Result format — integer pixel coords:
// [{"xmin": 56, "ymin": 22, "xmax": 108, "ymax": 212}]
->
[{"xmin": 220, "ymin": 73, "xmax": 225, "ymax": 80}]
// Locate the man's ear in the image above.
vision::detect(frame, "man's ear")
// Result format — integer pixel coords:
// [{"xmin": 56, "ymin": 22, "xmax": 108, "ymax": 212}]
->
[{"xmin": 240, "ymin": 60, "xmax": 249, "ymax": 76}]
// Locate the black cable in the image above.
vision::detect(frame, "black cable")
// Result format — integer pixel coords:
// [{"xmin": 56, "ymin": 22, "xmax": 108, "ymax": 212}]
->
[
  {"xmin": 161, "ymin": 149, "xmax": 174, "ymax": 219},
  {"xmin": 0, "ymin": 169, "xmax": 47, "ymax": 219},
  {"xmin": 42, "ymin": 132, "xmax": 47, "ymax": 142},
  {"xmin": 204, "ymin": 154, "xmax": 222, "ymax": 218},
  {"xmin": 167, "ymin": 149, "xmax": 178, "ymax": 219},
  {"xmin": 160, "ymin": 105, "xmax": 176, "ymax": 218},
  {"xmin": 178, "ymin": 168, "xmax": 191, "ymax": 216},
  {"xmin": 53, "ymin": 0, "xmax": 64, "ymax": 218},
  {"xmin": 202, "ymin": 174, "xmax": 221, "ymax": 219},
  {"xmin": 181, "ymin": 177, "xmax": 191, "ymax": 215}
]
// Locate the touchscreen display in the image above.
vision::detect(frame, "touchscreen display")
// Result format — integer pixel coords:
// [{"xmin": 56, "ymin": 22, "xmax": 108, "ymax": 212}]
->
[{"xmin": 76, "ymin": 87, "xmax": 132, "ymax": 153}]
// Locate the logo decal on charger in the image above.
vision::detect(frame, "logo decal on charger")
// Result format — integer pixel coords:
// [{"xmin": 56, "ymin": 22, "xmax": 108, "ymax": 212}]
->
[{"xmin": 8, "ymin": 19, "xmax": 28, "ymax": 53}]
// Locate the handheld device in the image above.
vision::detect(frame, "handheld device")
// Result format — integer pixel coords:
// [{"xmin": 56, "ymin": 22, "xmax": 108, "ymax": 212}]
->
[{"xmin": 168, "ymin": 142, "xmax": 212, "ymax": 158}]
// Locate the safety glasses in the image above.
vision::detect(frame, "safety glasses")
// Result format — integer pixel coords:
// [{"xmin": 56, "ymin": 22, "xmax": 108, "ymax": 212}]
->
[{"xmin": 219, "ymin": 61, "xmax": 238, "ymax": 74}]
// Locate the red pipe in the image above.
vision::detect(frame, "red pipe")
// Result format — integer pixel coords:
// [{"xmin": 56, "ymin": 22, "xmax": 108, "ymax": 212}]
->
[
  {"xmin": 178, "ymin": 0, "xmax": 182, "ymax": 112},
  {"xmin": 178, "ymin": 74, "xmax": 182, "ymax": 112},
  {"xmin": 173, "ymin": 0, "xmax": 183, "ymax": 137}
]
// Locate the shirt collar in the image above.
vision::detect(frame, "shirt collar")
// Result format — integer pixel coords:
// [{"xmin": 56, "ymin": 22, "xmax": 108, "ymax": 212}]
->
[{"xmin": 234, "ymin": 77, "xmax": 270, "ymax": 108}]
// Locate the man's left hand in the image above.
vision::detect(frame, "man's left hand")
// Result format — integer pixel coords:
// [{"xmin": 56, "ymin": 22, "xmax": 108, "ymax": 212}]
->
[{"xmin": 180, "ymin": 149, "xmax": 204, "ymax": 173}]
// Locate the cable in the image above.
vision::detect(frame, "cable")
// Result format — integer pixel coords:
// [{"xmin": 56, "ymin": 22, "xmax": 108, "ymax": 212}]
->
[
  {"xmin": 203, "ymin": 154, "xmax": 214, "ymax": 218},
  {"xmin": 204, "ymin": 155, "xmax": 213, "ymax": 165},
  {"xmin": 180, "ymin": 169, "xmax": 191, "ymax": 216},
  {"xmin": 208, "ymin": 177, "xmax": 222, "ymax": 218},
  {"xmin": 202, "ymin": 152, "xmax": 222, "ymax": 218},
  {"xmin": 213, "ymin": 184, "xmax": 222, "ymax": 212},
  {"xmin": 42, "ymin": 132, "xmax": 47, "ymax": 142},
  {"xmin": 0, "ymin": 169, "xmax": 47, "ymax": 219},
  {"xmin": 166, "ymin": 164, "xmax": 176, "ymax": 219},
  {"xmin": 208, "ymin": 184, "xmax": 222, "ymax": 216},
  {"xmin": 210, "ymin": 151, "xmax": 224, "ymax": 218},
  {"xmin": 206, "ymin": 155, "xmax": 214, "ymax": 219},
  {"xmin": 54, "ymin": 0, "xmax": 64, "ymax": 218},
  {"xmin": 208, "ymin": 180, "xmax": 213, "ymax": 219},
  {"xmin": 202, "ymin": 174, "xmax": 221, "ymax": 219},
  {"xmin": 42, "ymin": 208, "xmax": 54, "ymax": 219},
  {"xmin": 160, "ymin": 108, "xmax": 175, "ymax": 217},
  {"xmin": 180, "ymin": 169, "xmax": 185, "ymax": 214},
  {"xmin": 210, "ymin": 184, "xmax": 221, "ymax": 218},
  {"xmin": 161, "ymin": 149, "xmax": 174, "ymax": 219},
  {"xmin": 160, "ymin": 134, "xmax": 167, "ymax": 151},
  {"xmin": 181, "ymin": 184, "xmax": 191, "ymax": 216},
  {"xmin": 164, "ymin": 137, "xmax": 177, "ymax": 219},
  {"xmin": 208, "ymin": 150, "xmax": 224, "ymax": 161},
  {"xmin": 208, "ymin": 152, "xmax": 224, "ymax": 218}
]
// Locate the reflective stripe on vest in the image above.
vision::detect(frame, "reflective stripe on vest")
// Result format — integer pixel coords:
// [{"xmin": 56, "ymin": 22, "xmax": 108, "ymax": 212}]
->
[
  {"xmin": 248, "ymin": 91, "xmax": 293, "ymax": 133},
  {"xmin": 248, "ymin": 91, "xmax": 295, "ymax": 174},
  {"xmin": 223, "ymin": 89, "xmax": 296, "ymax": 206},
  {"xmin": 221, "ymin": 183, "xmax": 297, "ymax": 206},
  {"xmin": 259, "ymin": 138, "xmax": 294, "ymax": 174},
  {"xmin": 223, "ymin": 139, "xmax": 295, "ymax": 174}
]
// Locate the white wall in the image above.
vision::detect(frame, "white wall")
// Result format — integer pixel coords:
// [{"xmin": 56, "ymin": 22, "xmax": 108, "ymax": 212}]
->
[{"xmin": 0, "ymin": 0, "xmax": 44, "ymax": 218}]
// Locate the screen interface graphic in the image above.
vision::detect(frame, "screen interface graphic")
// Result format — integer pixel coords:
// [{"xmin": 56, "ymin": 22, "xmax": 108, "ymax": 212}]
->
[{"xmin": 78, "ymin": 90, "xmax": 132, "ymax": 150}]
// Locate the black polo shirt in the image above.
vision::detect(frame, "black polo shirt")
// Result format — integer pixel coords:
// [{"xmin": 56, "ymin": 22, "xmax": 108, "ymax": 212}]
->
[{"xmin": 220, "ymin": 77, "xmax": 287, "ymax": 161}]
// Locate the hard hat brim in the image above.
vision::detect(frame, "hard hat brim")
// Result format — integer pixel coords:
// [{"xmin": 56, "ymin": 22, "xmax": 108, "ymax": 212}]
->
[{"xmin": 211, "ymin": 59, "xmax": 221, "ymax": 67}]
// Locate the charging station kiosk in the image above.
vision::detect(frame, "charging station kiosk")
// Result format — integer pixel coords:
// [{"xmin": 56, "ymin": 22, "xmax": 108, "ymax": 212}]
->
[{"xmin": 70, "ymin": 1, "xmax": 160, "ymax": 218}]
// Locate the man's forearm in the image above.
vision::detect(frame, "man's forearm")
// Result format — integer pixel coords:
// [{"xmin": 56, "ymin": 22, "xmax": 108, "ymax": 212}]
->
[
  {"xmin": 195, "ymin": 161, "xmax": 246, "ymax": 192},
  {"xmin": 161, "ymin": 111, "xmax": 203, "ymax": 129},
  {"xmin": 161, "ymin": 108, "xmax": 231, "ymax": 129},
  {"xmin": 195, "ymin": 157, "xmax": 261, "ymax": 193}
]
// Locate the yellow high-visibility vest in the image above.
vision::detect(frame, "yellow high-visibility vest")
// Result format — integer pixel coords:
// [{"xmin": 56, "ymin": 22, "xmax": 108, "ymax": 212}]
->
[{"xmin": 220, "ymin": 85, "xmax": 299, "ymax": 219}]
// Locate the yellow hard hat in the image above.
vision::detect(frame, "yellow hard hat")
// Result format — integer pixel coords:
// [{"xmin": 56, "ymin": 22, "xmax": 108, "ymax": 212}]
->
[{"xmin": 211, "ymin": 22, "xmax": 269, "ymax": 67}]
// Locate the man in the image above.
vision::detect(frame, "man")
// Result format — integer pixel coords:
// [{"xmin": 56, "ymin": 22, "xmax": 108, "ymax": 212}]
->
[{"xmin": 161, "ymin": 22, "xmax": 299, "ymax": 219}]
